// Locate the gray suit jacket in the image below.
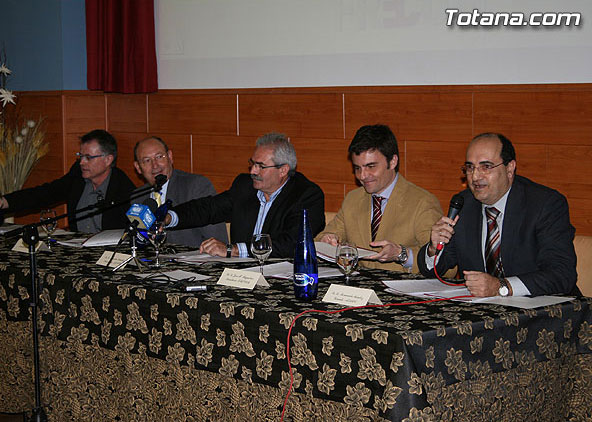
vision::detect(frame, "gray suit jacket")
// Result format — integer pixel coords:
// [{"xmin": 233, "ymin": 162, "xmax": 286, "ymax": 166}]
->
[{"xmin": 138, "ymin": 169, "xmax": 228, "ymax": 247}]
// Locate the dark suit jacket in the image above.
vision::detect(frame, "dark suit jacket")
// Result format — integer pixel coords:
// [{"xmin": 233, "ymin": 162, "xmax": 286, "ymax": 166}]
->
[
  {"xmin": 4, "ymin": 161, "xmax": 136, "ymax": 232},
  {"xmin": 173, "ymin": 172, "xmax": 325, "ymax": 258},
  {"xmin": 418, "ymin": 175, "xmax": 578, "ymax": 296},
  {"xmin": 136, "ymin": 169, "xmax": 228, "ymax": 247}
]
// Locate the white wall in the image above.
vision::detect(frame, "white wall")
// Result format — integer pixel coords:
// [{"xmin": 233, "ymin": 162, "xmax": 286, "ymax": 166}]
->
[{"xmin": 156, "ymin": 0, "xmax": 592, "ymax": 89}]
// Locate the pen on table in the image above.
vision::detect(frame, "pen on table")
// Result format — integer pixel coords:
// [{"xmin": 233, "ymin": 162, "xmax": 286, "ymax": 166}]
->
[{"xmin": 185, "ymin": 285, "xmax": 208, "ymax": 292}]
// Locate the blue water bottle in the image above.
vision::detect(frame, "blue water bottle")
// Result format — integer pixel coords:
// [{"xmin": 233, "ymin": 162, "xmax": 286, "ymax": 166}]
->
[{"xmin": 293, "ymin": 209, "xmax": 319, "ymax": 300}]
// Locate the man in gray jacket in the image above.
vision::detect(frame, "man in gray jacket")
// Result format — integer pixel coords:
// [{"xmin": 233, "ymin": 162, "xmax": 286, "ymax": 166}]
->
[{"xmin": 133, "ymin": 136, "xmax": 228, "ymax": 248}]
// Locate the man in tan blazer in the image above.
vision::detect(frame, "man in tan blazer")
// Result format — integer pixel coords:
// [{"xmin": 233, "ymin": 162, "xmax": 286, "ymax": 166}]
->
[{"xmin": 317, "ymin": 124, "xmax": 443, "ymax": 273}]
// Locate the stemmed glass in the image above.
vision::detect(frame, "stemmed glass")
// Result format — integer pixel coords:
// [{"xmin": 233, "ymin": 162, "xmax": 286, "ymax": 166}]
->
[
  {"xmin": 147, "ymin": 221, "xmax": 167, "ymax": 268},
  {"xmin": 40, "ymin": 209, "xmax": 57, "ymax": 250},
  {"xmin": 336, "ymin": 242, "xmax": 359, "ymax": 284},
  {"xmin": 251, "ymin": 234, "xmax": 272, "ymax": 274}
]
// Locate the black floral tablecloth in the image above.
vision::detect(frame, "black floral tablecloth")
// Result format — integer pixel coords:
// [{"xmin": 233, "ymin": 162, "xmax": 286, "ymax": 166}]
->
[{"xmin": 1, "ymin": 235, "xmax": 591, "ymax": 421}]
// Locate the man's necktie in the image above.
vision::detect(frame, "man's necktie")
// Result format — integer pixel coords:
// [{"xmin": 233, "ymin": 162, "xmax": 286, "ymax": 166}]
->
[
  {"xmin": 485, "ymin": 207, "xmax": 504, "ymax": 277},
  {"xmin": 153, "ymin": 191, "xmax": 162, "ymax": 207},
  {"xmin": 371, "ymin": 195, "xmax": 383, "ymax": 241}
]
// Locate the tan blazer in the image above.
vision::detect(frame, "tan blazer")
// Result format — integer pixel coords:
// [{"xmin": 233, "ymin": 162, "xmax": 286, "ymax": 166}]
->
[{"xmin": 316, "ymin": 175, "xmax": 443, "ymax": 273}]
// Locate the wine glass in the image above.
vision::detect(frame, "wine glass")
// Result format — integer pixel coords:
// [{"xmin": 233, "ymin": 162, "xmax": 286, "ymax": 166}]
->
[
  {"xmin": 336, "ymin": 242, "xmax": 359, "ymax": 284},
  {"xmin": 40, "ymin": 209, "xmax": 57, "ymax": 250},
  {"xmin": 251, "ymin": 234, "xmax": 272, "ymax": 274},
  {"xmin": 147, "ymin": 221, "xmax": 167, "ymax": 267}
]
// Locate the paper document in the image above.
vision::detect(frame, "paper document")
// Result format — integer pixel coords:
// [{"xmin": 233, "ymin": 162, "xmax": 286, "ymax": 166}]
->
[
  {"xmin": 160, "ymin": 250, "xmax": 256, "ymax": 264},
  {"xmin": 81, "ymin": 229, "xmax": 125, "ymax": 247},
  {"xmin": 0, "ymin": 223, "xmax": 22, "ymax": 234},
  {"xmin": 137, "ymin": 269, "xmax": 210, "ymax": 282},
  {"xmin": 315, "ymin": 241, "xmax": 376, "ymax": 263},
  {"xmin": 243, "ymin": 261, "xmax": 353, "ymax": 279},
  {"xmin": 383, "ymin": 279, "xmax": 575, "ymax": 308}
]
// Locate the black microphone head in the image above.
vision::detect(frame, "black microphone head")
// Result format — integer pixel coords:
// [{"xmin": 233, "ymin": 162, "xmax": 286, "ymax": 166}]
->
[
  {"xmin": 143, "ymin": 198, "xmax": 158, "ymax": 213},
  {"xmin": 154, "ymin": 174, "xmax": 167, "ymax": 189},
  {"xmin": 447, "ymin": 193, "xmax": 464, "ymax": 220}
]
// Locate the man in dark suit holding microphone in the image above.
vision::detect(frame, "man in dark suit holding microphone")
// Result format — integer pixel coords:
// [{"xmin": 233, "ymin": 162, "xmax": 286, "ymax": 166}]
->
[{"xmin": 418, "ymin": 133, "xmax": 578, "ymax": 297}]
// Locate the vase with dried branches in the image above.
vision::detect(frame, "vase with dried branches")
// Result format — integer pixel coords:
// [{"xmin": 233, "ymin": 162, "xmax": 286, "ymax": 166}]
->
[{"xmin": 0, "ymin": 50, "xmax": 48, "ymax": 204}]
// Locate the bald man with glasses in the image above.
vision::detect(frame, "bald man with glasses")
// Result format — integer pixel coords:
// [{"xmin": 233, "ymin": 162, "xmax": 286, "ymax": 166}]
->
[
  {"xmin": 418, "ymin": 133, "xmax": 578, "ymax": 298},
  {"xmin": 165, "ymin": 132, "xmax": 325, "ymax": 258},
  {"xmin": 0, "ymin": 129, "xmax": 136, "ymax": 233}
]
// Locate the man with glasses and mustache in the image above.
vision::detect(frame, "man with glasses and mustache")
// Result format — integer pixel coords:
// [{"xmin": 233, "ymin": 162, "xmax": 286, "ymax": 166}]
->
[
  {"xmin": 133, "ymin": 136, "xmax": 228, "ymax": 248},
  {"xmin": 164, "ymin": 132, "xmax": 325, "ymax": 258},
  {"xmin": 418, "ymin": 133, "xmax": 578, "ymax": 297},
  {"xmin": 0, "ymin": 129, "xmax": 136, "ymax": 233}
]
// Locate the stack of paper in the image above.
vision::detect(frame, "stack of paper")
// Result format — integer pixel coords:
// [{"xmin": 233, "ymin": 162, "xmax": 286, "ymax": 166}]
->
[{"xmin": 315, "ymin": 241, "xmax": 376, "ymax": 263}]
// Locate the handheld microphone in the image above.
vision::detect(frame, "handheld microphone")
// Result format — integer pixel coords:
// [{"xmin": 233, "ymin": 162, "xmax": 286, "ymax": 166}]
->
[
  {"xmin": 126, "ymin": 199, "xmax": 158, "ymax": 230},
  {"xmin": 155, "ymin": 174, "xmax": 167, "ymax": 190},
  {"xmin": 436, "ymin": 193, "xmax": 464, "ymax": 252}
]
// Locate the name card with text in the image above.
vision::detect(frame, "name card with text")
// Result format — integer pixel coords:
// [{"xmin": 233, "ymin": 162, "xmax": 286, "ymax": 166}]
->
[
  {"xmin": 322, "ymin": 284, "xmax": 383, "ymax": 307},
  {"xmin": 12, "ymin": 239, "xmax": 44, "ymax": 253},
  {"xmin": 217, "ymin": 268, "xmax": 269, "ymax": 290},
  {"xmin": 97, "ymin": 251, "xmax": 131, "ymax": 269}
]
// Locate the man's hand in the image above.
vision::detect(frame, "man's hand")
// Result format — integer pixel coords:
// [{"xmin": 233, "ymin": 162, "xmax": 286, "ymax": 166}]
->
[
  {"xmin": 319, "ymin": 233, "xmax": 339, "ymax": 246},
  {"xmin": 0, "ymin": 196, "xmax": 8, "ymax": 209},
  {"xmin": 463, "ymin": 270, "xmax": 512, "ymax": 297},
  {"xmin": 200, "ymin": 237, "xmax": 235, "ymax": 257},
  {"xmin": 367, "ymin": 240, "xmax": 403, "ymax": 263},
  {"xmin": 427, "ymin": 215, "xmax": 459, "ymax": 256},
  {"xmin": 164, "ymin": 212, "xmax": 172, "ymax": 226}
]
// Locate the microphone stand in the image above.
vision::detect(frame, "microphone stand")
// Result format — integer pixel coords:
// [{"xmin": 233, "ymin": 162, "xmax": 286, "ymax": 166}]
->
[
  {"xmin": 109, "ymin": 220, "xmax": 146, "ymax": 271},
  {"xmin": 0, "ymin": 176, "xmax": 166, "ymax": 421},
  {"xmin": 22, "ymin": 225, "xmax": 46, "ymax": 422}
]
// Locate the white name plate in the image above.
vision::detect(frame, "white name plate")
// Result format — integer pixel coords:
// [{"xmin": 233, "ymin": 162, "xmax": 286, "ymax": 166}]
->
[
  {"xmin": 12, "ymin": 238, "xmax": 44, "ymax": 253},
  {"xmin": 322, "ymin": 284, "xmax": 383, "ymax": 307},
  {"xmin": 217, "ymin": 268, "xmax": 269, "ymax": 289},
  {"xmin": 97, "ymin": 251, "xmax": 131, "ymax": 269}
]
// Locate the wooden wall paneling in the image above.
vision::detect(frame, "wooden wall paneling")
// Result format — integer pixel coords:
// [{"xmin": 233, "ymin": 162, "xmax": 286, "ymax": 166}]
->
[
  {"xmin": 289, "ymin": 137, "xmax": 353, "ymax": 185},
  {"xmin": 192, "ymin": 135, "xmax": 255, "ymax": 188},
  {"xmin": 317, "ymin": 182, "xmax": 350, "ymax": 214},
  {"xmin": 567, "ymin": 198, "xmax": 592, "ymax": 236},
  {"xmin": 473, "ymin": 90, "xmax": 592, "ymax": 144},
  {"xmin": 12, "ymin": 92, "xmax": 63, "ymax": 134},
  {"xmin": 148, "ymin": 92, "xmax": 237, "ymax": 135},
  {"xmin": 63, "ymin": 93, "xmax": 106, "ymax": 134},
  {"xmin": 344, "ymin": 92, "xmax": 473, "ymax": 141},
  {"xmin": 512, "ymin": 144, "xmax": 548, "ymax": 186},
  {"xmin": 547, "ymin": 145, "xmax": 592, "ymax": 202},
  {"xmin": 155, "ymin": 133, "xmax": 192, "ymax": 173},
  {"xmin": 107, "ymin": 94, "xmax": 148, "ymax": 133},
  {"xmin": 206, "ymin": 174, "xmax": 239, "ymax": 195},
  {"xmin": 238, "ymin": 93, "xmax": 344, "ymax": 139},
  {"xmin": 110, "ymin": 131, "xmax": 150, "ymax": 186},
  {"xmin": 405, "ymin": 140, "xmax": 467, "ymax": 192}
]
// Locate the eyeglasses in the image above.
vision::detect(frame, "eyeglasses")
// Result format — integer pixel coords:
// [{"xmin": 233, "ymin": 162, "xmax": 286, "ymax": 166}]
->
[
  {"xmin": 76, "ymin": 152, "xmax": 107, "ymax": 161},
  {"xmin": 248, "ymin": 159, "xmax": 284, "ymax": 170},
  {"xmin": 139, "ymin": 153, "xmax": 168, "ymax": 166},
  {"xmin": 461, "ymin": 162, "xmax": 505, "ymax": 175}
]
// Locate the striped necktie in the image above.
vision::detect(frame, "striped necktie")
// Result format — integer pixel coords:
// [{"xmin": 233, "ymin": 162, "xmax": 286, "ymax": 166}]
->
[
  {"xmin": 371, "ymin": 195, "xmax": 383, "ymax": 241},
  {"xmin": 485, "ymin": 207, "xmax": 504, "ymax": 277}
]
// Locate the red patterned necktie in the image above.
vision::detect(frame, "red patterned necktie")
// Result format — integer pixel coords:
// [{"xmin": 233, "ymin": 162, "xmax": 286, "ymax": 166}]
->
[
  {"xmin": 371, "ymin": 195, "xmax": 383, "ymax": 241},
  {"xmin": 485, "ymin": 207, "xmax": 504, "ymax": 277}
]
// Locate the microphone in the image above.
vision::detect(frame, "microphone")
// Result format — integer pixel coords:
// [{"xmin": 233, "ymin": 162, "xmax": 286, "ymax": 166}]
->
[
  {"xmin": 436, "ymin": 193, "xmax": 464, "ymax": 252},
  {"xmin": 126, "ymin": 199, "xmax": 158, "ymax": 230},
  {"xmin": 155, "ymin": 174, "xmax": 167, "ymax": 190}
]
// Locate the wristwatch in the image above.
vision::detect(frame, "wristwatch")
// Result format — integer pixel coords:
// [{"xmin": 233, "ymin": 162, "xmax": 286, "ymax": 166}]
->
[
  {"xmin": 226, "ymin": 244, "xmax": 233, "ymax": 258},
  {"xmin": 498, "ymin": 278, "xmax": 510, "ymax": 297},
  {"xmin": 395, "ymin": 245, "xmax": 408, "ymax": 263}
]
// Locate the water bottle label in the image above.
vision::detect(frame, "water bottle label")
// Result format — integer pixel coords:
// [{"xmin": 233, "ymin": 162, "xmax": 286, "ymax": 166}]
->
[{"xmin": 294, "ymin": 273, "xmax": 318, "ymax": 287}]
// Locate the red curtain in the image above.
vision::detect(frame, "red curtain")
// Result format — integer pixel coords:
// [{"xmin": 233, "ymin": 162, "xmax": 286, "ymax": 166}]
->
[{"xmin": 86, "ymin": 0, "xmax": 158, "ymax": 93}]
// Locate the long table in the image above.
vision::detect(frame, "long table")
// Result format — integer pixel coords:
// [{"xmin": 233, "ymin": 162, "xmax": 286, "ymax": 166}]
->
[{"xmin": 0, "ymin": 236, "xmax": 591, "ymax": 421}]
